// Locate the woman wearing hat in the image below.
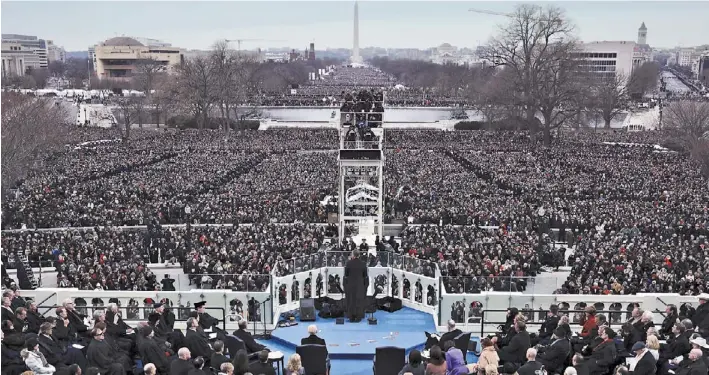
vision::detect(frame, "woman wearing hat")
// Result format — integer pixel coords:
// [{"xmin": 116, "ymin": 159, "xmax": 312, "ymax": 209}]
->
[{"xmin": 20, "ymin": 337, "xmax": 56, "ymax": 374}]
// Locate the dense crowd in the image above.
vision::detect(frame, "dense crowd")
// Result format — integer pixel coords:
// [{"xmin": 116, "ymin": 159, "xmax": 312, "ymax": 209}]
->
[
  {"xmin": 1, "ymin": 286, "xmax": 305, "ymax": 375},
  {"xmin": 2, "ymin": 120, "xmax": 708, "ymax": 297},
  {"xmin": 249, "ymin": 65, "xmax": 467, "ymax": 107}
]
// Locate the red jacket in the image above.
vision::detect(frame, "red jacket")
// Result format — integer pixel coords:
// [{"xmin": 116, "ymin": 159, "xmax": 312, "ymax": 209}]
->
[{"xmin": 580, "ymin": 315, "xmax": 597, "ymax": 337}]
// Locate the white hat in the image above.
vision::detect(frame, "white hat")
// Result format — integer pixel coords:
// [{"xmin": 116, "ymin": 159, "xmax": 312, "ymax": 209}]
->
[{"xmin": 690, "ymin": 337, "xmax": 709, "ymax": 349}]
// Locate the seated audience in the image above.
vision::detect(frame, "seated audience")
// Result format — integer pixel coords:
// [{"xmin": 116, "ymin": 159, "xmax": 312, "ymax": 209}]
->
[
  {"xmin": 21, "ymin": 337, "xmax": 56, "ymax": 374},
  {"xmin": 210, "ymin": 340, "xmax": 230, "ymax": 371},
  {"xmin": 398, "ymin": 349, "xmax": 425, "ymax": 375},
  {"xmin": 515, "ymin": 348, "xmax": 544, "ymax": 375},
  {"xmin": 248, "ymin": 350, "xmax": 276, "ymax": 375},
  {"xmin": 232, "ymin": 349, "xmax": 250, "ymax": 375},
  {"xmin": 477, "ymin": 338, "xmax": 499, "ymax": 375},
  {"xmin": 233, "ymin": 320, "xmax": 267, "ymax": 354},
  {"xmin": 171, "ymin": 347, "xmax": 193, "ymax": 375},
  {"xmin": 425, "ymin": 345, "xmax": 447, "ymax": 375},
  {"xmin": 286, "ymin": 353, "xmax": 304, "ymax": 375}
]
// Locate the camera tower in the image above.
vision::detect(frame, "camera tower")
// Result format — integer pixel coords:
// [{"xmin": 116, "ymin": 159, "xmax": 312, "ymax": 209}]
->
[{"xmin": 337, "ymin": 97, "xmax": 385, "ymax": 254}]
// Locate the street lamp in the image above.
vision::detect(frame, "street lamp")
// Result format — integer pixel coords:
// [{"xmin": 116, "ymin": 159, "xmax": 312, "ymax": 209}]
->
[{"xmin": 185, "ymin": 205, "xmax": 192, "ymax": 258}]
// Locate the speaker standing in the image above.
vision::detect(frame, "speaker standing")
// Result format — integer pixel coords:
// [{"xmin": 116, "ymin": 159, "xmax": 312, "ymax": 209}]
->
[{"xmin": 344, "ymin": 249, "xmax": 369, "ymax": 322}]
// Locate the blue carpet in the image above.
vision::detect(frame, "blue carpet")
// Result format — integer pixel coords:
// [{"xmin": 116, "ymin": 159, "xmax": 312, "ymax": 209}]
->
[{"xmin": 255, "ymin": 307, "xmax": 480, "ymax": 375}]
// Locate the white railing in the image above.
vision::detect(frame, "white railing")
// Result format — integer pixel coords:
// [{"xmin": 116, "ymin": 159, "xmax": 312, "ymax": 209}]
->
[{"xmin": 16, "ymin": 250, "xmax": 701, "ymax": 335}]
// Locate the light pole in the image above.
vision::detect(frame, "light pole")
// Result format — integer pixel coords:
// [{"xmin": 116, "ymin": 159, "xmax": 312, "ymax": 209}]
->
[{"xmin": 185, "ymin": 205, "xmax": 192, "ymax": 259}]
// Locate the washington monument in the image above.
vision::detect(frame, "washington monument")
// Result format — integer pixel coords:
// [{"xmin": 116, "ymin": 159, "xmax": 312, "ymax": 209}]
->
[{"xmin": 351, "ymin": 0, "xmax": 363, "ymax": 64}]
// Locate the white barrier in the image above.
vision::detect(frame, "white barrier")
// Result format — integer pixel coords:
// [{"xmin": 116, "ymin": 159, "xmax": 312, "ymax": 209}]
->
[{"xmin": 17, "ymin": 264, "xmax": 701, "ymax": 336}]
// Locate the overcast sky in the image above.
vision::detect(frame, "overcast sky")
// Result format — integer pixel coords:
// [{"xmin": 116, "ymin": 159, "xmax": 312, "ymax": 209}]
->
[{"xmin": 2, "ymin": 1, "xmax": 707, "ymax": 51}]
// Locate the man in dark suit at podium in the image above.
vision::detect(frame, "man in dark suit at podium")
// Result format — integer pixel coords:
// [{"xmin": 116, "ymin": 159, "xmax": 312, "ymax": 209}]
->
[{"xmin": 344, "ymin": 249, "xmax": 369, "ymax": 322}]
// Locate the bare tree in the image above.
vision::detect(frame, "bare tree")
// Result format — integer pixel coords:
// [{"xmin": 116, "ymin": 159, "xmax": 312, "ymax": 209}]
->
[
  {"xmin": 663, "ymin": 100, "xmax": 709, "ymax": 142},
  {"xmin": 1, "ymin": 93, "xmax": 69, "ymax": 198},
  {"xmin": 48, "ymin": 60, "xmax": 67, "ymax": 77},
  {"xmin": 175, "ymin": 55, "xmax": 218, "ymax": 129},
  {"xmin": 663, "ymin": 100, "xmax": 709, "ymax": 178},
  {"xmin": 483, "ymin": 4, "xmax": 583, "ymax": 144},
  {"xmin": 64, "ymin": 57, "xmax": 91, "ymax": 88},
  {"xmin": 627, "ymin": 62, "xmax": 660, "ymax": 98},
  {"xmin": 588, "ymin": 73, "xmax": 632, "ymax": 129},
  {"xmin": 133, "ymin": 58, "xmax": 166, "ymax": 98},
  {"xmin": 211, "ymin": 41, "xmax": 240, "ymax": 131},
  {"xmin": 112, "ymin": 96, "xmax": 140, "ymax": 139}
]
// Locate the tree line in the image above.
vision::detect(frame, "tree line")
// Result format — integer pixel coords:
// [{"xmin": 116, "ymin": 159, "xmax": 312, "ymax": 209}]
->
[{"xmin": 370, "ymin": 5, "xmax": 662, "ymax": 144}]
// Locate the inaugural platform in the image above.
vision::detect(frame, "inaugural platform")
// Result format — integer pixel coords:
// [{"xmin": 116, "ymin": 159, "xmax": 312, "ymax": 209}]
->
[{"xmin": 270, "ymin": 307, "xmax": 435, "ymax": 359}]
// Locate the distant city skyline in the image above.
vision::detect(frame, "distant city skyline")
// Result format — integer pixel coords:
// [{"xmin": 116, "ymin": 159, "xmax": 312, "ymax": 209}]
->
[{"xmin": 2, "ymin": 1, "xmax": 708, "ymax": 51}]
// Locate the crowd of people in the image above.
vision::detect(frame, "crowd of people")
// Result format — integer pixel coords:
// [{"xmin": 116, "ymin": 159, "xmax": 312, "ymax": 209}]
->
[
  {"xmin": 423, "ymin": 300, "xmax": 709, "ymax": 375},
  {"xmin": 2, "ymin": 286, "xmax": 323, "ymax": 375},
  {"xmin": 2, "ymin": 125, "xmax": 709, "ymax": 297},
  {"xmin": 246, "ymin": 65, "xmax": 468, "ymax": 108}
]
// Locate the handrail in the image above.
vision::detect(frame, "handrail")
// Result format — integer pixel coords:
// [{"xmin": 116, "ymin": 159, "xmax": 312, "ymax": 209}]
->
[
  {"xmin": 477, "ymin": 308, "xmax": 668, "ymax": 338},
  {"xmin": 37, "ymin": 305, "xmax": 227, "ymax": 331},
  {"xmin": 37, "ymin": 293, "xmax": 57, "ymax": 316}
]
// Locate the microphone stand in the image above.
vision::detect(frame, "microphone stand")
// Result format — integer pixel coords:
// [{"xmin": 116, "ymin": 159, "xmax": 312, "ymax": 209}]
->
[{"xmin": 251, "ymin": 297, "xmax": 271, "ymax": 339}]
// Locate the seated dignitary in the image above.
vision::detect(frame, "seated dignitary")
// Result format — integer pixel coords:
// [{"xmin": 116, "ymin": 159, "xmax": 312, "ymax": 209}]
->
[
  {"xmin": 535, "ymin": 304, "xmax": 561, "ymax": 346},
  {"xmin": 148, "ymin": 302, "xmax": 179, "ymax": 349},
  {"xmin": 93, "ymin": 310, "xmax": 132, "ymax": 355},
  {"xmin": 86, "ymin": 326, "xmax": 127, "ymax": 375},
  {"xmin": 171, "ymin": 347, "xmax": 194, "ymax": 375},
  {"xmin": 63, "ymin": 299, "xmax": 89, "ymax": 338},
  {"xmin": 516, "ymin": 348, "xmax": 544, "ymax": 375},
  {"xmin": 37, "ymin": 321, "xmax": 88, "ymax": 373},
  {"xmin": 105, "ymin": 303, "xmax": 135, "ymax": 342},
  {"xmin": 2, "ymin": 319, "xmax": 25, "ymax": 351},
  {"xmin": 138, "ymin": 326, "xmax": 171, "ymax": 375},
  {"xmin": 185, "ymin": 317, "xmax": 214, "ymax": 363},
  {"xmin": 233, "ymin": 319, "xmax": 267, "ymax": 354},
  {"xmin": 659, "ymin": 305, "xmax": 679, "ymax": 340},
  {"xmin": 536, "ymin": 327, "xmax": 572, "ymax": 375},
  {"xmin": 53, "ymin": 307, "xmax": 81, "ymax": 347},
  {"xmin": 248, "ymin": 349, "xmax": 277, "ymax": 375},
  {"xmin": 189, "ymin": 356, "xmax": 210, "ymax": 375},
  {"xmin": 674, "ymin": 348, "xmax": 708, "ymax": 375},
  {"xmin": 210, "ymin": 340, "xmax": 231, "ymax": 371},
  {"xmin": 583, "ymin": 327, "xmax": 618, "ymax": 375},
  {"xmin": 616, "ymin": 342, "xmax": 657, "ymax": 375},
  {"xmin": 658, "ymin": 320, "xmax": 693, "ymax": 374},
  {"xmin": 21, "ymin": 337, "xmax": 57, "ymax": 374},
  {"xmin": 494, "ymin": 318, "xmax": 531, "ymax": 366},
  {"xmin": 302, "ymin": 324, "xmax": 330, "ymax": 370},
  {"xmin": 26, "ymin": 302, "xmax": 45, "ymax": 334}
]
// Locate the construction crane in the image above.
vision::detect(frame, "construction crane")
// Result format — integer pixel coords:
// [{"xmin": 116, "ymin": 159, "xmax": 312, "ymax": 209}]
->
[
  {"xmin": 224, "ymin": 38, "xmax": 286, "ymax": 51},
  {"xmin": 468, "ymin": 8, "xmax": 512, "ymax": 17}
]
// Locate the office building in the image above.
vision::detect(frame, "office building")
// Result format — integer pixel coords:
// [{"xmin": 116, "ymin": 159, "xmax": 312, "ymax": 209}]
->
[
  {"xmin": 677, "ymin": 48, "xmax": 695, "ymax": 67},
  {"xmin": 93, "ymin": 36, "xmax": 184, "ymax": 80},
  {"xmin": 46, "ymin": 40, "xmax": 66, "ymax": 63},
  {"xmin": 1, "ymin": 42, "xmax": 42, "ymax": 77},
  {"xmin": 1, "ymin": 34, "xmax": 48, "ymax": 68},
  {"xmin": 575, "ymin": 41, "xmax": 637, "ymax": 81}
]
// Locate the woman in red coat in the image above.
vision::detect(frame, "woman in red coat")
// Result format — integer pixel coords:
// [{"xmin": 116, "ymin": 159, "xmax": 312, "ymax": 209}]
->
[{"xmin": 580, "ymin": 306, "xmax": 598, "ymax": 338}]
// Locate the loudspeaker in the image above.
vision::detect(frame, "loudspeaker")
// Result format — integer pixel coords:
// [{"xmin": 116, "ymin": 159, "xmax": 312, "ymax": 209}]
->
[{"xmin": 299, "ymin": 298, "xmax": 316, "ymax": 322}]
